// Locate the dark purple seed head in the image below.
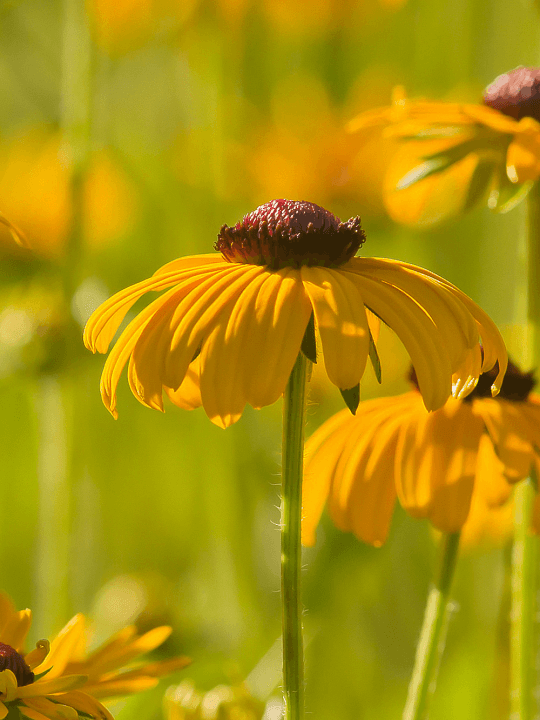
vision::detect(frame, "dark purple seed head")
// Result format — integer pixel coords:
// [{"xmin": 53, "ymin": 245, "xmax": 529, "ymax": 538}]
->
[{"xmin": 483, "ymin": 67, "xmax": 540, "ymax": 122}]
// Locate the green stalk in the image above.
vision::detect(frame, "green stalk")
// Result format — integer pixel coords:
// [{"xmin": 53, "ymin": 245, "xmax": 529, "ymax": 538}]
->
[
  {"xmin": 510, "ymin": 478, "xmax": 537, "ymax": 720},
  {"xmin": 508, "ymin": 182, "xmax": 540, "ymax": 720},
  {"xmin": 403, "ymin": 532, "xmax": 461, "ymax": 720},
  {"xmin": 281, "ymin": 352, "xmax": 309, "ymax": 720}
]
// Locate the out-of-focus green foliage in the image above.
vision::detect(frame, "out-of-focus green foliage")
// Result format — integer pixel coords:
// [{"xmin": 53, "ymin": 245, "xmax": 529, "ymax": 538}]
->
[{"xmin": 0, "ymin": 0, "xmax": 537, "ymax": 718}]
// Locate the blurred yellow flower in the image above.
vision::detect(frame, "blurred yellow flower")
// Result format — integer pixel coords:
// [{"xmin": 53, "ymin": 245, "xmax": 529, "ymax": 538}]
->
[
  {"xmin": 164, "ymin": 679, "xmax": 264, "ymax": 720},
  {"xmin": 0, "ymin": 129, "xmax": 138, "ymax": 258},
  {"xmin": 84, "ymin": 199, "xmax": 506, "ymax": 427},
  {"xmin": 302, "ymin": 360, "xmax": 538, "ymax": 547},
  {"xmin": 85, "ymin": 0, "xmax": 197, "ymax": 53},
  {"xmin": 0, "ymin": 592, "xmax": 190, "ymax": 720},
  {"xmin": 348, "ymin": 68, "xmax": 540, "ymax": 226}
]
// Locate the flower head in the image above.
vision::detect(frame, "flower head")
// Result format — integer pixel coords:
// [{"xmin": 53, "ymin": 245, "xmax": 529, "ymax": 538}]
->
[
  {"xmin": 302, "ymin": 359, "xmax": 539, "ymax": 547},
  {"xmin": 348, "ymin": 68, "xmax": 540, "ymax": 225},
  {"xmin": 0, "ymin": 592, "xmax": 190, "ymax": 720},
  {"xmin": 84, "ymin": 199, "xmax": 506, "ymax": 428}
]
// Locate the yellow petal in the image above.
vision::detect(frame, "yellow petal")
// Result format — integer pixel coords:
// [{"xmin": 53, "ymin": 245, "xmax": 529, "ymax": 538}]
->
[
  {"xmin": 345, "ymin": 270, "xmax": 452, "ymax": 410},
  {"xmin": 104, "ymin": 655, "xmax": 191, "ymax": 682},
  {"xmin": 82, "ymin": 677, "xmax": 158, "ymax": 699},
  {"xmin": 77, "ymin": 627, "xmax": 171, "ymax": 679},
  {"xmin": 472, "ymin": 433, "xmax": 512, "ymax": 507},
  {"xmin": 301, "ymin": 267, "xmax": 370, "ymax": 391},
  {"xmin": 476, "ymin": 400, "xmax": 535, "ymax": 482},
  {"xmin": 424, "ymin": 402, "xmax": 483, "ymax": 532},
  {"xmin": 244, "ymin": 270, "xmax": 311, "ymax": 409},
  {"xmin": 127, "ymin": 265, "xmax": 251, "ymax": 413},
  {"xmin": 507, "ymin": 118, "xmax": 540, "ymax": 183},
  {"xmin": 50, "ymin": 691, "xmax": 113, "ymax": 720},
  {"xmin": 165, "ymin": 359, "xmax": 202, "ymax": 411},
  {"xmin": 0, "ymin": 670, "xmax": 17, "ymax": 702},
  {"xmin": 0, "ymin": 701, "xmax": 7, "ymax": 720},
  {"xmin": 0, "ymin": 595, "xmax": 16, "ymax": 637},
  {"xmin": 460, "ymin": 103, "xmax": 520, "ymax": 134},
  {"xmin": 33, "ymin": 615, "xmax": 86, "ymax": 680},
  {"xmin": 152, "ymin": 254, "xmax": 224, "ymax": 277},
  {"xmin": 84, "ymin": 260, "xmax": 225, "ymax": 354},
  {"xmin": 17, "ymin": 676, "xmax": 88, "ymax": 699},
  {"xmin": 25, "ymin": 641, "xmax": 51, "ymax": 670},
  {"xmin": 2, "ymin": 609, "xmax": 32, "ymax": 652},
  {"xmin": 22, "ymin": 697, "xmax": 78, "ymax": 720},
  {"xmin": 19, "ymin": 707, "xmax": 51, "ymax": 720},
  {"xmin": 302, "ymin": 409, "xmax": 354, "ymax": 546}
]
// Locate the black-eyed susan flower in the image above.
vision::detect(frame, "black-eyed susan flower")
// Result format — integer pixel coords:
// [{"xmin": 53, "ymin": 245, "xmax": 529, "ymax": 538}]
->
[
  {"xmin": 302, "ymin": 360, "xmax": 540, "ymax": 548},
  {"xmin": 83, "ymin": 198, "xmax": 507, "ymax": 428},
  {"xmin": 348, "ymin": 68, "xmax": 540, "ymax": 225},
  {"xmin": 0, "ymin": 592, "xmax": 190, "ymax": 720}
]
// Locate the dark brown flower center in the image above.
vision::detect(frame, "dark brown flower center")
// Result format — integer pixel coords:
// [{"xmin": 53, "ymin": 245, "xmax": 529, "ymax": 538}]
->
[
  {"xmin": 483, "ymin": 67, "xmax": 540, "ymax": 122},
  {"xmin": 408, "ymin": 359, "xmax": 535, "ymax": 403},
  {"xmin": 215, "ymin": 199, "xmax": 365, "ymax": 269},
  {"xmin": 0, "ymin": 643, "xmax": 34, "ymax": 686}
]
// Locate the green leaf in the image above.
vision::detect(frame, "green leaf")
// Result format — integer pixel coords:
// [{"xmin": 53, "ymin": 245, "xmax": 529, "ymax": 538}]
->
[
  {"xmin": 340, "ymin": 384, "xmax": 360, "ymax": 414},
  {"xmin": 301, "ymin": 312, "xmax": 317, "ymax": 364},
  {"xmin": 463, "ymin": 157, "xmax": 497, "ymax": 212},
  {"xmin": 368, "ymin": 333, "xmax": 382, "ymax": 384},
  {"xmin": 396, "ymin": 156, "xmax": 456, "ymax": 190},
  {"xmin": 488, "ymin": 172, "xmax": 534, "ymax": 213}
]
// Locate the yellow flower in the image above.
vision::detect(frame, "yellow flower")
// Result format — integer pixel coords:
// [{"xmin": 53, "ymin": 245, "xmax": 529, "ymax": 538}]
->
[
  {"xmin": 164, "ymin": 679, "xmax": 264, "ymax": 720},
  {"xmin": 348, "ymin": 68, "xmax": 540, "ymax": 225},
  {"xmin": 0, "ymin": 593, "xmax": 190, "ymax": 720},
  {"xmin": 302, "ymin": 360, "xmax": 539, "ymax": 548},
  {"xmin": 84, "ymin": 199, "xmax": 506, "ymax": 428}
]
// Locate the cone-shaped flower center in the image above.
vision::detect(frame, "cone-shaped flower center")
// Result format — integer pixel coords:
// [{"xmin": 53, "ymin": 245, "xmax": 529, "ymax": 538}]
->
[
  {"xmin": 0, "ymin": 642, "xmax": 34, "ymax": 686},
  {"xmin": 215, "ymin": 199, "xmax": 365, "ymax": 269},
  {"xmin": 483, "ymin": 67, "xmax": 540, "ymax": 122}
]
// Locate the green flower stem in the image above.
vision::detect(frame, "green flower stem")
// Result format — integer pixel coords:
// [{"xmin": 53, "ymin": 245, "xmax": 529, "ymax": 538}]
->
[
  {"xmin": 403, "ymin": 532, "xmax": 461, "ymax": 720},
  {"xmin": 509, "ymin": 182, "xmax": 540, "ymax": 720},
  {"xmin": 281, "ymin": 351, "xmax": 309, "ymax": 720},
  {"xmin": 510, "ymin": 477, "xmax": 537, "ymax": 720}
]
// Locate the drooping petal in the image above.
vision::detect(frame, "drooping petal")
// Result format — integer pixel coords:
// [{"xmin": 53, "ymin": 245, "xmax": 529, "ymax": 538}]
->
[
  {"xmin": 19, "ymin": 707, "xmax": 50, "ymax": 720},
  {"xmin": 244, "ymin": 270, "xmax": 311, "ymax": 409},
  {"xmin": 84, "ymin": 259, "xmax": 226, "ymax": 354},
  {"xmin": 329, "ymin": 397, "xmax": 411, "ymax": 546},
  {"xmin": 476, "ymin": 399, "xmax": 535, "ymax": 481},
  {"xmin": 0, "ymin": 670, "xmax": 17, "ymax": 702},
  {"xmin": 165, "ymin": 359, "xmax": 202, "ymax": 411},
  {"xmin": 473, "ymin": 433, "xmax": 512, "ymax": 507},
  {"xmin": 151, "ymin": 254, "xmax": 224, "ymax": 277},
  {"xmin": 128, "ymin": 265, "xmax": 255, "ymax": 413},
  {"xmin": 378, "ymin": 259, "xmax": 507, "ymax": 393},
  {"xmin": 506, "ymin": 117, "xmax": 540, "ymax": 183},
  {"xmin": 0, "ymin": 701, "xmax": 7, "ymax": 720},
  {"xmin": 301, "ymin": 267, "xmax": 370, "ymax": 391},
  {"xmin": 302, "ymin": 410, "xmax": 355, "ymax": 547},
  {"xmin": 425, "ymin": 402, "xmax": 484, "ymax": 532},
  {"xmin": 345, "ymin": 271, "xmax": 452, "ymax": 410}
]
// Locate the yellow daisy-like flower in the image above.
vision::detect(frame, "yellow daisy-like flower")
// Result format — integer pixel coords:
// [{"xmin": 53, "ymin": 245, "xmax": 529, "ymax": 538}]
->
[
  {"xmin": 0, "ymin": 593, "xmax": 190, "ymax": 720},
  {"xmin": 348, "ymin": 67, "xmax": 540, "ymax": 224},
  {"xmin": 302, "ymin": 360, "xmax": 540, "ymax": 548},
  {"xmin": 83, "ymin": 199, "xmax": 507, "ymax": 428}
]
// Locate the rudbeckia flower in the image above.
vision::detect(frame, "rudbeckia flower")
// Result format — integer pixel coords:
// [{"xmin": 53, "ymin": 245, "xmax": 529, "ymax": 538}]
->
[
  {"xmin": 348, "ymin": 67, "xmax": 540, "ymax": 225},
  {"xmin": 302, "ymin": 360, "xmax": 540, "ymax": 548},
  {"xmin": 84, "ymin": 198, "xmax": 507, "ymax": 428},
  {"xmin": 0, "ymin": 592, "xmax": 190, "ymax": 720}
]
